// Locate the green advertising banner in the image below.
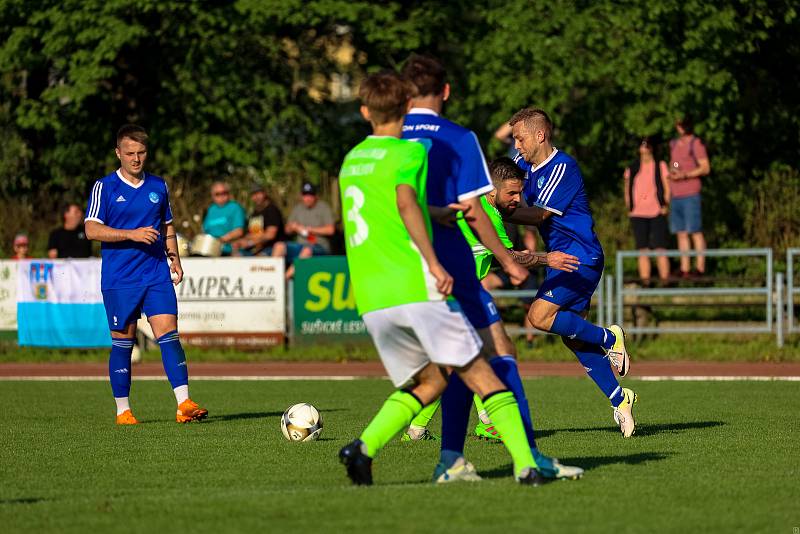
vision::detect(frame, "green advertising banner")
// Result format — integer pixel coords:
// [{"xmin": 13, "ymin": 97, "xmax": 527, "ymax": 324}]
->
[{"xmin": 293, "ymin": 256, "xmax": 368, "ymax": 341}]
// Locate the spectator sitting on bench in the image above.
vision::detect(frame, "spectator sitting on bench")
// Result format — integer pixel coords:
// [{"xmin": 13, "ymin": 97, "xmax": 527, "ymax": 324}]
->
[
  {"xmin": 231, "ymin": 183, "xmax": 286, "ymax": 256},
  {"xmin": 201, "ymin": 181, "xmax": 246, "ymax": 256},
  {"xmin": 275, "ymin": 181, "xmax": 335, "ymax": 278}
]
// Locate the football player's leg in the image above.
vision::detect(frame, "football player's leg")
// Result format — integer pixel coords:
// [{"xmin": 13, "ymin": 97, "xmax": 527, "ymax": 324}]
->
[
  {"xmin": 404, "ymin": 398, "xmax": 441, "ymax": 440},
  {"xmin": 102, "ymin": 288, "xmax": 141, "ymax": 423},
  {"xmin": 455, "ymin": 356, "xmax": 538, "ymax": 480},
  {"xmin": 146, "ymin": 284, "xmax": 207, "ymax": 422}
]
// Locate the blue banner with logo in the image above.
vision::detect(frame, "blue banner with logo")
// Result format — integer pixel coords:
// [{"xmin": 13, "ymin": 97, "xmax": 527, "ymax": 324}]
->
[{"xmin": 17, "ymin": 260, "xmax": 110, "ymax": 348}]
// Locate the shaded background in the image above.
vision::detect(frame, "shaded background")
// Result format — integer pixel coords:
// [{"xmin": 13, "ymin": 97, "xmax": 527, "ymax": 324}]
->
[{"xmin": 1, "ymin": 0, "xmax": 798, "ymax": 259}]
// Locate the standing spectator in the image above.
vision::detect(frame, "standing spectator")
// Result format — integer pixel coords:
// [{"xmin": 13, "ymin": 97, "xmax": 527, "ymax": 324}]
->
[
  {"xmin": 47, "ymin": 203, "xmax": 93, "ymax": 258},
  {"xmin": 201, "ymin": 181, "xmax": 246, "ymax": 256},
  {"xmin": 276, "ymin": 182, "xmax": 335, "ymax": 278},
  {"xmin": 624, "ymin": 136, "xmax": 671, "ymax": 285},
  {"xmin": 668, "ymin": 115, "xmax": 711, "ymax": 278},
  {"xmin": 232, "ymin": 183, "xmax": 286, "ymax": 256},
  {"xmin": 10, "ymin": 234, "xmax": 30, "ymax": 260}
]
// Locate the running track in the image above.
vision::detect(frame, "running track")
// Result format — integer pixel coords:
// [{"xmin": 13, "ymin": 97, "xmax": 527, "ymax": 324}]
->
[{"xmin": 1, "ymin": 361, "xmax": 799, "ymax": 380}]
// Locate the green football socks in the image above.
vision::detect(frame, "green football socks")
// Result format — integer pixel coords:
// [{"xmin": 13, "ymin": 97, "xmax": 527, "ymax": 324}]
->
[
  {"xmin": 483, "ymin": 391, "xmax": 538, "ymax": 475},
  {"xmin": 360, "ymin": 390, "xmax": 423, "ymax": 457},
  {"xmin": 473, "ymin": 394, "xmax": 491, "ymax": 424},
  {"xmin": 408, "ymin": 397, "xmax": 440, "ymax": 429}
]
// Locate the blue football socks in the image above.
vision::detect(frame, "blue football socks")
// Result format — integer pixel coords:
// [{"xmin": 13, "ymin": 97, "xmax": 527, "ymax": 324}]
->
[
  {"xmin": 570, "ymin": 342, "xmax": 624, "ymax": 406},
  {"xmin": 109, "ymin": 338, "xmax": 134, "ymax": 398},
  {"xmin": 157, "ymin": 330, "xmax": 189, "ymax": 389},
  {"xmin": 550, "ymin": 311, "xmax": 615, "ymax": 351}
]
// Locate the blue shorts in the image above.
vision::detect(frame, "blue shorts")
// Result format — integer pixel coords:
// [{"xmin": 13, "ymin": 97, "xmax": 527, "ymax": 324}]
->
[
  {"xmin": 101, "ymin": 282, "xmax": 178, "ymax": 331},
  {"xmin": 537, "ymin": 263, "xmax": 603, "ymax": 314},
  {"xmin": 452, "ymin": 274, "xmax": 501, "ymax": 330},
  {"xmin": 670, "ymin": 194, "xmax": 703, "ymax": 233}
]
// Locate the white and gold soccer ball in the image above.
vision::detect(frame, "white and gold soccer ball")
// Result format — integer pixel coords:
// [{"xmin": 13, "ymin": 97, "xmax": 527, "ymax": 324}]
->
[{"xmin": 280, "ymin": 403, "xmax": 323, "ymax": 442}]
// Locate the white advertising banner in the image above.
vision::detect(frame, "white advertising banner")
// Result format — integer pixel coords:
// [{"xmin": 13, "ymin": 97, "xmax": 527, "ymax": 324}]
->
[
  {"xmin": 175, "ymin": 257, "xmax": 285, "ymax": 346},
  {"xmin": 0, "ymin": 261, "xmax": 17, "ymax": 330}
]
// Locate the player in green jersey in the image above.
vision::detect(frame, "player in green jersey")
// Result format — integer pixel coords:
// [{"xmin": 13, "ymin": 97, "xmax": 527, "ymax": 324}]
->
[{"xmin": 338, "ymin": 71, "xmax": 546, "ymax": 486}]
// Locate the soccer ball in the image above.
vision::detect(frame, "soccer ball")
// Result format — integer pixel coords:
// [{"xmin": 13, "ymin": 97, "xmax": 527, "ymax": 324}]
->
[{"xmin": 280, "ymin": 403, "xmax": 323, "ymax": 442}]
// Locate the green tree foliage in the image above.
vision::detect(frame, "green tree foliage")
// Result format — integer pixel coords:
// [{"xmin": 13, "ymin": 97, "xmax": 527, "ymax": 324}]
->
[{"xmin": 0, "ymin": 0, "xmax": 798, "ymax": 253}]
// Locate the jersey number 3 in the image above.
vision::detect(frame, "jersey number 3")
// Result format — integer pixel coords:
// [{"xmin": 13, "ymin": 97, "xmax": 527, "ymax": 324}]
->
[{"xmin": 344, "ymin": 185, "xmax": 369, "ymax": 247}]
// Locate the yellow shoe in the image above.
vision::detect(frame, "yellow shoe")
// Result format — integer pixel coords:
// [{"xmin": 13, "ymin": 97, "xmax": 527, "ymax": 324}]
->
[
  {"xmin": 606, "ymin": 325, "xmax": 630, "ymax": 377},
  {"xmin": 116, "ymin": 409, "xmax": 139, "ymax": 425},
  {"xmin": 176, "ymin": 399, "xmax": 208, "ymax": 423},
  {"xmin": 613, "ymin": 388, "xmax": 638, "ymax": 438}
]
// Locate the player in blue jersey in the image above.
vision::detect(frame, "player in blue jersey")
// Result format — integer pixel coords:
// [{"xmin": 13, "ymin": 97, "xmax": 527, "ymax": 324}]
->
[
  {"xmin": 84, "ymin": 124, "xmax": 208, "ymax": 425},
  {"xmin": 506, "ymin": 108, "xmax": 637, "ymax": 437},
  {"xmin": 400, "ymin": 55, "xmax": 583, "ymax": 481}
]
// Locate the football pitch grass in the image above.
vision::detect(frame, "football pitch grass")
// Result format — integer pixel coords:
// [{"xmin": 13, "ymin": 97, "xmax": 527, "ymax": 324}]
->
[{"xmin": 1, "ymin": 378, "xmax": 796, "ymax": 533}]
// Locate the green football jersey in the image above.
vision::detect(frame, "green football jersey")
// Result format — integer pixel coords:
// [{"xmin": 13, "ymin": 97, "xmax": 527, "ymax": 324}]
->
[
  {"xmin": 339, "ymin": 136, "xmax": 441, "ymax": 315},
  {"xmin": 456, "ymin": 195, "xmax": 514, "ymax": 279}
]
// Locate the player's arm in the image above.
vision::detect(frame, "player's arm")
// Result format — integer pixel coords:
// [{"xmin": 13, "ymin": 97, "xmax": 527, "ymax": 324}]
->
[
  {"xmin": 510, "ymin": 249, "xmax": 580, "ymax": 272},
  {"xmin": 503, "ymin": 205, "xmax": 553, "ymax": 226},
  {"xmin": 396, "ymin": 184, "xmax": 453, "ymax": 296},
  {"xmin": 162, "ymin": 222, "xmax": 183, "ymax": 284},
  {"xmin": 84, "ymin": 220, "xmax": 159, "ymax": 244},
  {"xmin": 428, "ymin": 202, "xmax": 473, "ymax": 228}
]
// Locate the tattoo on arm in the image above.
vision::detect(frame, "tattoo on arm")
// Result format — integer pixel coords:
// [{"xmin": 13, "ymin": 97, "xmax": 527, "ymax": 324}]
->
[{"xmin": 508, "ymin": 249, "xmax": 547, "ymax": 269}]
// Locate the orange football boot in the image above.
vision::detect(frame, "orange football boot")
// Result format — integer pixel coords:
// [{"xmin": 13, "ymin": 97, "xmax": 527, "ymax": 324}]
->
[
  {"xmin": 176, "ymin": 399, "xmax": 208, "ymax": 423},
  {"xmin": 116, "ymin": 409, "xmax": 139, "ymax": 425}
]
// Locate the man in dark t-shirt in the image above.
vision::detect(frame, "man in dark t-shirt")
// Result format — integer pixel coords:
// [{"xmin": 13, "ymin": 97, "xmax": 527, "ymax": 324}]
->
[
  {"xmin": 48, "ymin": 203, "xmax": 93, "ymax": 258},
  {"xmin": 232, "ymin": 184, "xmax": 285, "ymax": 256}
]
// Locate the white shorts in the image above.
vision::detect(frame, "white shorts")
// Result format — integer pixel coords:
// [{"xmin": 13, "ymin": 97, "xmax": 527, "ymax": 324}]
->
[{"xmin": 362, "ymin": 300, "xmax": 483, "ymax": 387}]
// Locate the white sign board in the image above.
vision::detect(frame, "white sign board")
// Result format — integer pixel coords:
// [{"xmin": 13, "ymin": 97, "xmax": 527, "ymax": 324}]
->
[
  {"xmin": 0, "ymin": 261, "xmax": 17, "ymax": 330},
  {"xmin": 174, "ymin": 257, "xmax": 285, "ymax": 346}
]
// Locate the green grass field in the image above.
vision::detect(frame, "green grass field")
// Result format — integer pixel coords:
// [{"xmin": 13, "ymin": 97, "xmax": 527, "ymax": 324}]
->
[{"xmin": 1, "ymin": 378, "xmax": 797, "ymax": 533}]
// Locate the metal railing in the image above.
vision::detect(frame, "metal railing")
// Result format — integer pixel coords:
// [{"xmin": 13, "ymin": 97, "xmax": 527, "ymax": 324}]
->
[
  {"xmin": 787, "ymin": 248, "xmax": 800, "ymax": 334},
  {"xmin": 492, "ymin": 272, "xmax": 608, "ymax": 336},
  {"xmin": 615, "ymin": 248, "xmax": 776, "ymax": 341}
]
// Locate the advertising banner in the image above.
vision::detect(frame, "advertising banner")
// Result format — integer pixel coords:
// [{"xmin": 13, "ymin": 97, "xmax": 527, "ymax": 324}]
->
[
  {"xmin": 292, "ymin": 256, "xmax": 368, "ymax": 342},
  {"xmin": 0, "ymin": 261, "xmax": 18, "ymax": 330},
  {"xmin": 16, "ymin": 259, "xmax": 109, "ymax": 347},
  {"xmin": 176, "ymin": 257, "xmax": 285, "ymax": 346}
]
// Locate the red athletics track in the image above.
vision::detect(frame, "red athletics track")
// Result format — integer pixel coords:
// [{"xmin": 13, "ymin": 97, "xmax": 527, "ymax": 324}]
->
[{"xmin": 1, "ymin": 361, "xmax": 799, "ymax": 379}]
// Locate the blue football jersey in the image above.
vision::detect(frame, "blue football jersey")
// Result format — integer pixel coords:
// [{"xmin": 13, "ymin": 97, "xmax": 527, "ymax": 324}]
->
[
  {"xmin": 402, "ymin": 108, "xmax": 493, "ymax": 280},
  {"xmin": 85, "ymin": 170, "xmax": 173, "ymax": 290},
  {"xmin": 515, "ymin": 149, "xmax": 604, "ymax": 265}
]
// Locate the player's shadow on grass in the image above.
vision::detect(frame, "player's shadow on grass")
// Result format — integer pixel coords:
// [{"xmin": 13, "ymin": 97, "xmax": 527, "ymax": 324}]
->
[
  {"xmin": 478, "ymin": 452, "xmax": 670, "ymax": 480},
  {"xmin": 209, "ymin": 408, "xmax": 346, "ymax": 423},
  {"xmin": 0, "ymin": 497, "xmax": 44, "ymax": 505},
  {"xmin": 552, "ymin": 420, "xmax": 724, "ymax": 437}
]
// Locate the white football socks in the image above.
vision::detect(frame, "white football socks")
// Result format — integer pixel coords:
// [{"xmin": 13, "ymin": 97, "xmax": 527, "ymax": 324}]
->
[
  {"xmin": 173, "ymin": 385, "xmax": 189, "ymax": 404},
  {"xmin": 115, "ymin": 397, "xmax": 130, "ymax": 416}
]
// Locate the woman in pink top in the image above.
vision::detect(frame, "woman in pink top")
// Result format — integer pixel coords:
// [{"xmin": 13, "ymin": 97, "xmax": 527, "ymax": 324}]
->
[
  {"xmin": 624, "ymin": 137, "xmax": 671, "ymax": 284},
  {"xmin": 668, "ymin": 115, "xmax": 711, "ymax": 278}
]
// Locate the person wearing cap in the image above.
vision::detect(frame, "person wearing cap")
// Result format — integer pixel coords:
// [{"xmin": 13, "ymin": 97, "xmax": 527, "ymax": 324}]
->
[
  {"xmin": 231, "ymin": 183, "xmax": 286, "ymax": 256},
  {"xmin": 201, "ymin": 181, "xmax": 246, "ymax": 256},
  {"xmin": 10, "ymin": 234, "xmax": 30, "ymax": 260},
  {"xmin": 277, "ymin": 181, "xmax": 335, "ymax": 277}
]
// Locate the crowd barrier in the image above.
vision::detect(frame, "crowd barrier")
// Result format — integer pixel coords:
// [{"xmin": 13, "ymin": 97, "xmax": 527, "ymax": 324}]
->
[{"xmin": 0, "ymin": 250, "xmax": 797, "ymax": 348}]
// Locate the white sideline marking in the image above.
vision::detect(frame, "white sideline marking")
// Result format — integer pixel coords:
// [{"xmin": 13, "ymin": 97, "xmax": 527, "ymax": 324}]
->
[{"xmin": 0, "ymin": 375, "xmax": 799, "ymax": 381}]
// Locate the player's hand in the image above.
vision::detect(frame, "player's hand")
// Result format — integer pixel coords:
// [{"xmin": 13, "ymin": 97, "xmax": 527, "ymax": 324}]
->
[
  {"xmin": 546, "ymin": 251, "xmax": 580, "ymax": 272},
  {"xmin": 170, "ymin": 259, "xmax": 184, "ymax": 285},
  {"xmin": 429, "ymin": 262, "xmax": 453, "ymax": 296},
  {"xmin": 505, "ymin": 260, "xmax": 529, "ymax": 286},
  {"xmin": 128, "ymin": 227, "xmax": 160, "ymax": 244}
]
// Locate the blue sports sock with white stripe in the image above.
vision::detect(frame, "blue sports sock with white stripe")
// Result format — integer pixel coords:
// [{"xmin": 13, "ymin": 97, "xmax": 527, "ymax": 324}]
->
[
  {"xmin": 551, "ymin": 311, "xmax": 615, "ymax": 351},
  {"xmin": 109, "ymin": 338, "xmax": 134, "ymax": 399},
  {"xmin": 158, "ymin": 330, "xmax": 189, "ymax": 391},
  {"xmin": 569, "ymin": 341, "xmax": 624, "ymax": 407}
]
